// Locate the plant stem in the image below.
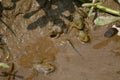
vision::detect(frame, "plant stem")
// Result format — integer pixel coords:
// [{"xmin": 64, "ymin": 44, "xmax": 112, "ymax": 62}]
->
[
  {"xmin": 96, "ymin": 5, "xmax": 120, "ymax": 16},
  {"xmin": 88, "ymin": 0, "xmax": 96, "ymax": 17},
  {"xmin": 82, "ymin": 2, "xmax": 120, "ymax": 16},
  {"xmin": 82, "ymin": 2, "xmax": 102, "ymax": 7}
]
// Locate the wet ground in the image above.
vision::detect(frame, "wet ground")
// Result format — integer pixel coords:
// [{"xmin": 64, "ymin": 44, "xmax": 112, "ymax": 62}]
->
[{"xmin": 0, "ymin": 0, "xmax": 120, "ymax": 80}]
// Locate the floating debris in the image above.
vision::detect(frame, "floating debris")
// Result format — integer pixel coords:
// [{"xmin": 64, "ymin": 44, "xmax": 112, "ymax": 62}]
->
[
  {"xmin": 104, "ymin": 28, "xmax": 118, "ymax": 38},
  {"xmin": 104, "ymin": 25, "xmax": 120, "ymax": 38}
]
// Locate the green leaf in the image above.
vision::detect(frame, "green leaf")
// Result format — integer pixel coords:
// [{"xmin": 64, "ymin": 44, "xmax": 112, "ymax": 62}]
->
[
  {"xmin": 0, "ymin": 63, "xmax": 9, "ymax": 68},
  {"xmin": 94, "ymin": 16, "xmax": 120, "ymax": 26}
]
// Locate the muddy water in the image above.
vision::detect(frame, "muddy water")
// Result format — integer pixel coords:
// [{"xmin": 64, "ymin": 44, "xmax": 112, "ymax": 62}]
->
[
  {"xmin": 19, "ymin": 37, "xmax": 58, "ymax": 68},
  {"xmin": 0, "ymin": 0, "xmax": 120, "ymax": 80}
]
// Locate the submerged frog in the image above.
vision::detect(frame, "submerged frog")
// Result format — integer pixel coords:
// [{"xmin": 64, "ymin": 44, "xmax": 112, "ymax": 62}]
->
[
  {"xmin": 72, "ymin": 11, "xmax": 84, "ymax": 30},
  {"xmin": 50, "ymin": 19, "xmax": 67, "ymax": 38},
  {"xmin": 50, "ymin": 25, "xmax": 63, "ymax": 38},
  {"xmin": 33, "ymin": 62, "xmax": 55, "ymax": 75},
  {"xmin": 69, "ymin": 10, "xmax": 89, "ymax": 43},
  {"xmin": 69, "ymin": 9, "xmax": 87, "ymax": 31},
  {"xmin": 79, "ymin": 30, "xmax": 89, "ymax": 43}
]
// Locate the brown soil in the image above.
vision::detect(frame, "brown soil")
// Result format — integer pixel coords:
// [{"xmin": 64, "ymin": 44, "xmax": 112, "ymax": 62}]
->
[{"xmin": 0, "ymin": 0, "xmax": 120, "ymax": 80}]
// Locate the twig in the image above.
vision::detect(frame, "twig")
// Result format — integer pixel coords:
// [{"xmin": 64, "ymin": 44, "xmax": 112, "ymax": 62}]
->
[
  {"xmin": 66, "ymin": 39, "xmax": 84, "ymax": 59},
  {"xmin": 0, "ymin": 18, "xmax": 16, "ymax": 37}
]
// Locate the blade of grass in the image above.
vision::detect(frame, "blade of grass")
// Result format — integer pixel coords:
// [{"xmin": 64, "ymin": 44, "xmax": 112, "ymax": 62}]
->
[{"xmin": 88, "ymin": 0, "xmax": 96, "ymax": 17}]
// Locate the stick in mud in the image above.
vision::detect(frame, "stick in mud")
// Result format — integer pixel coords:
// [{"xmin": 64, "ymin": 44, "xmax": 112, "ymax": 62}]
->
[
  {"xmin": 0, "ymin": 18, "xmax": 16, "ymax": 37},
  {"xmin": 66, "ymin": 39, "xmax": 84, "ymax": 59}
]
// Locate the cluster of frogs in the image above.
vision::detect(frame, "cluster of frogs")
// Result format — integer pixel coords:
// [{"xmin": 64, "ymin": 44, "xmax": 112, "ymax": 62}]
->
[
  {"xmin": 49, "ymin": 9, "xmax": 89, "ymax": 43},
  {"xmin": 32, "ymin": 10, "xmax": 90, "ymax": 75},
  {"xmin": 70, "ymin": 9, "xmax": 89, "ymax": 43}
]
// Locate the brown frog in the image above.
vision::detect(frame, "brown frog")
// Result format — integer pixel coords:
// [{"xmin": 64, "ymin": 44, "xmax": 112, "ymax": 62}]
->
[
  {"xmin": 33, "ymin": 60, "xmax": 55, "ymax": 75},
  {"xmin": 68, "ymin": 9, "xmax": 87, "ymax": 32},
  {"xmin": 50, "ymin": 19, "xmax": 67, "ymax": 38},
  {"xmin": 69, "ymin": 9, "xmax": 89, "ymax": 43},
  {"xmin": 79, "ymin": 30, "xmax": 89, "ymax": 43}
]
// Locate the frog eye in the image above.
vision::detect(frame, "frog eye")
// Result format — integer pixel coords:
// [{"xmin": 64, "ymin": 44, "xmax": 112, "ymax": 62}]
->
[{"xmin": 104, "ymin": 28, "xmax": 118, "ymax": 38}]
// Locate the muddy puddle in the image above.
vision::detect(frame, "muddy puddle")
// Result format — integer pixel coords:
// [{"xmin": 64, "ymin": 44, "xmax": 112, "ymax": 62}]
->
[{"xmin": 0, "ymin": 0, "xmax": 120, "ymax": 80}]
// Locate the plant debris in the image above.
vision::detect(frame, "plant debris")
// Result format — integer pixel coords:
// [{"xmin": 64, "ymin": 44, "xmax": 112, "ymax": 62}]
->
[
  {"xmin": 104, "ymin": 28, "xmax": 118, "ymax": 38},
  {"xmin": 94, "ymin": 16, "xmax": 120, "ymax": 26},
  {"xmin": 0, "ymin": 63, "xmax": 9, "ymax": 68}
]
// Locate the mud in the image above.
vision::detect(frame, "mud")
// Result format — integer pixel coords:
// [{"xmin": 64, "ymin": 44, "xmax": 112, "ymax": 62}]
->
[{"xmin": 0, "ymin": 0, "xmax": 120, "ymax": 80}]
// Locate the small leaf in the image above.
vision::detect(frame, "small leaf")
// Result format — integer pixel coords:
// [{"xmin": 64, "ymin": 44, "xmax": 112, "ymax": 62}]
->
[
  {"xmin": 94, "ymin": 16, "xmax": 120, "ymax": 26},
  {"xmin": 0, "ymin": 63, "xmax": 9, "ymax": 68}
]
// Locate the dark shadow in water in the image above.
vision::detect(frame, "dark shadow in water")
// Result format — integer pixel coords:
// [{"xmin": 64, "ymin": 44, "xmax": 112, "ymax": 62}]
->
[
  {"xmin": 0, "ymin": 0, "xmax": 20, "ymax": 16},
  {"xmin": 93, "ymin": 36, "xmax": 120, "ymax": 49},
  {"xmin": 93, "ymin": 39, "xmax": 111, "ymax": 49},
  {"xmin": 2, "ymin": 0, "xmax": 20, "ymax": 10},
  {"xmin": 0, "ymin": 0, "xmax": 19, "ymax": 36},
  {"xmin": 23, "ymin": 0, "xmax": 83, "ymax": 30}
]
